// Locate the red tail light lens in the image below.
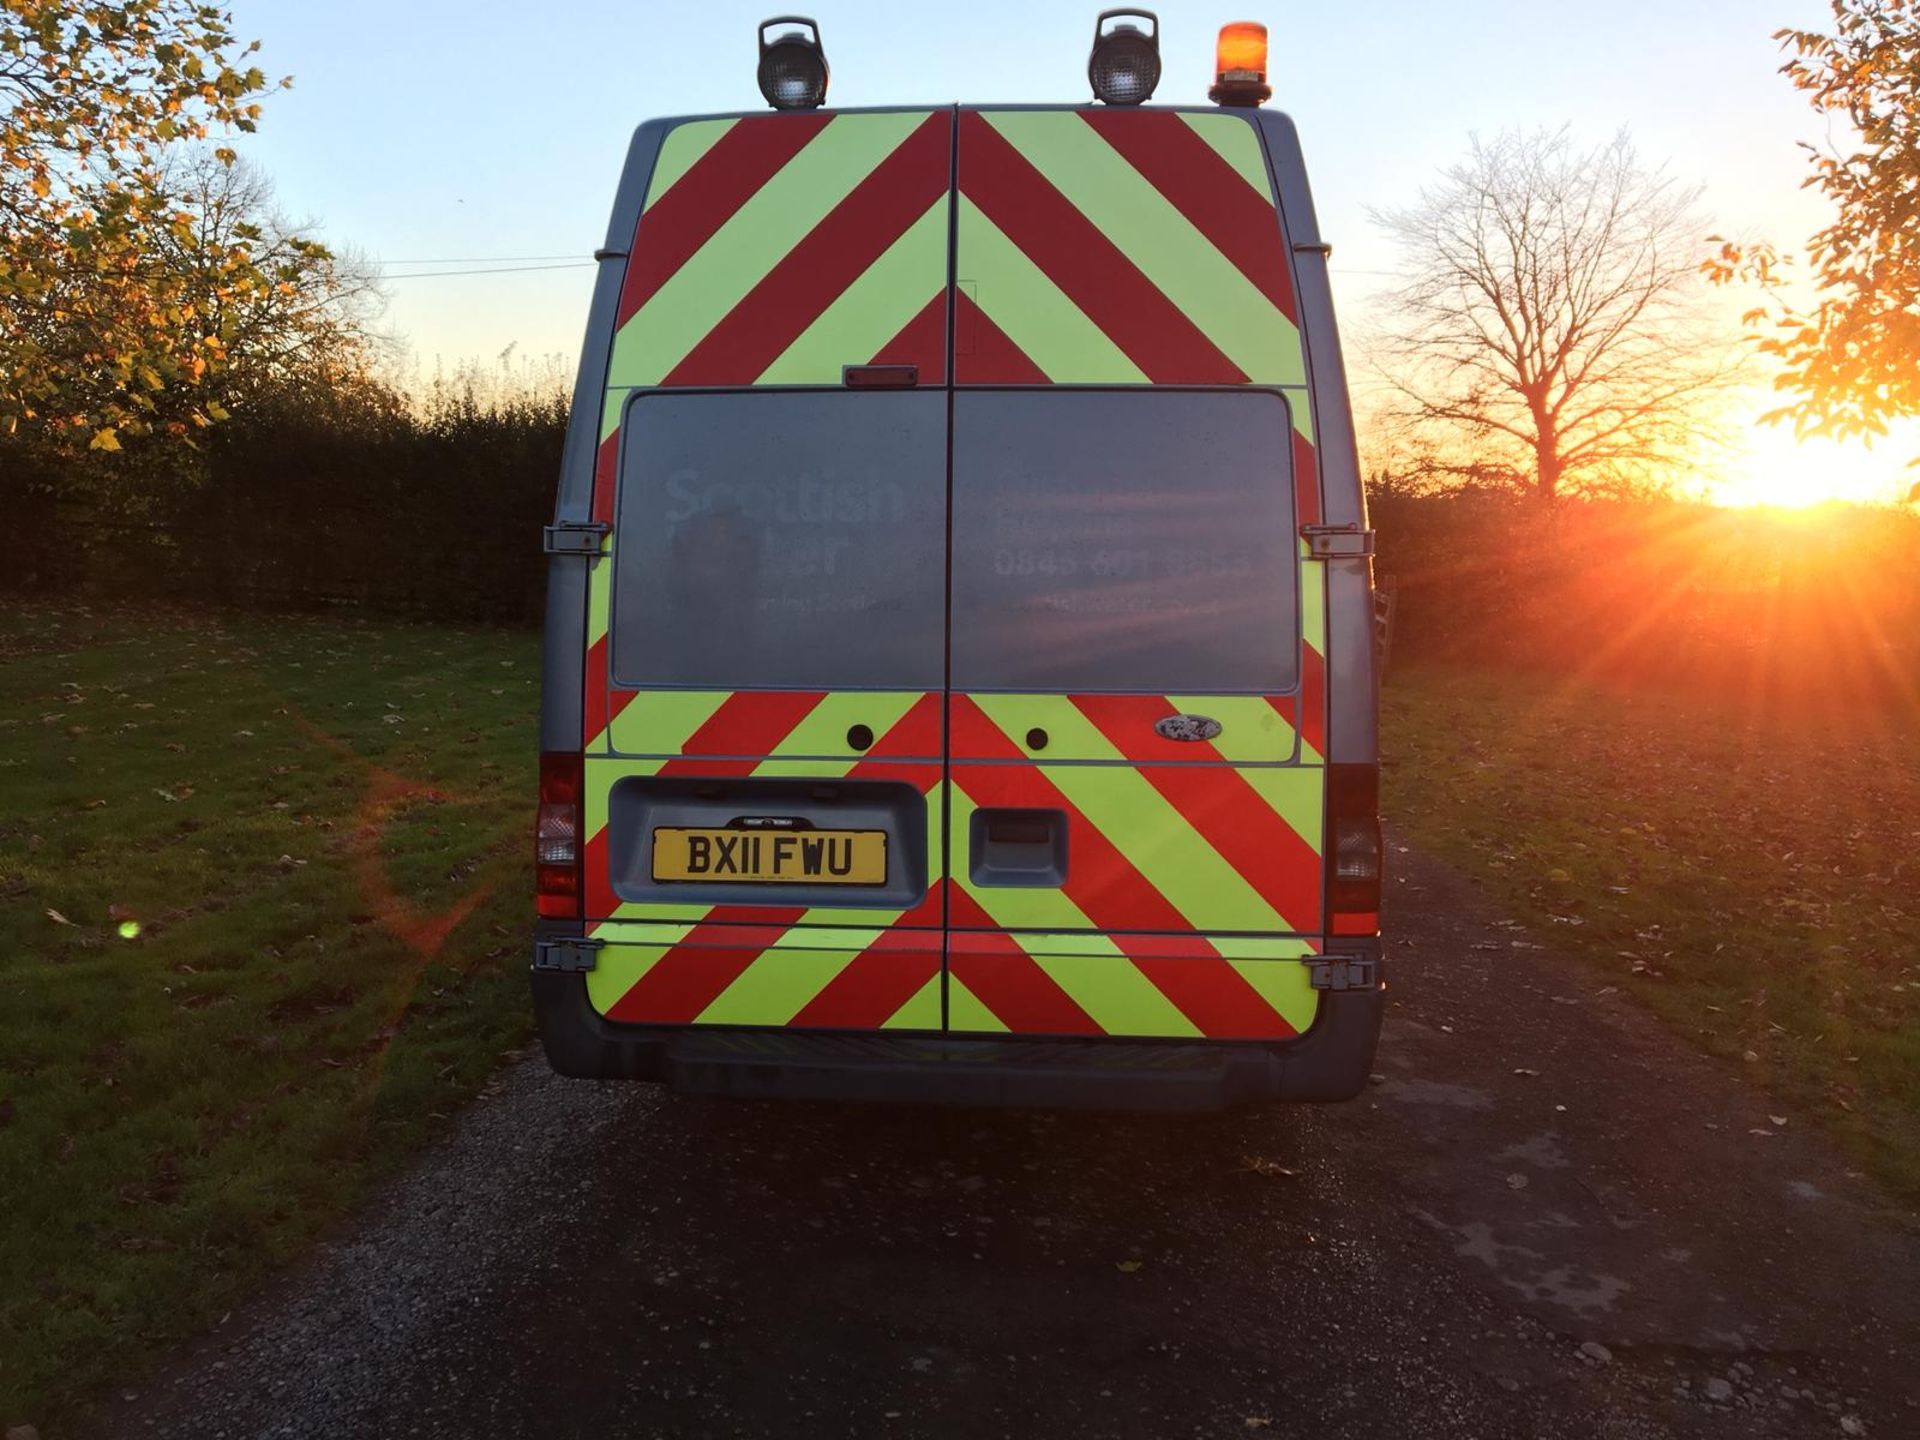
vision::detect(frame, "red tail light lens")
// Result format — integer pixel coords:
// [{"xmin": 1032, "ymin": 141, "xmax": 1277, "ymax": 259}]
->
[
  {"xmin": 536, "ymin": 751, "xmax": 583, "ymax": 918},
  {"xmin": 1327, "ymin": 763, "xmax": 1381, "ymax": 934}
]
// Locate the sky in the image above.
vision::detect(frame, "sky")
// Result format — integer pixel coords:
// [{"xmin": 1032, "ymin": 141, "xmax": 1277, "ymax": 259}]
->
[{"xmin": 228, "ymin": 0, "xmax": 1910, "ymax": 504}]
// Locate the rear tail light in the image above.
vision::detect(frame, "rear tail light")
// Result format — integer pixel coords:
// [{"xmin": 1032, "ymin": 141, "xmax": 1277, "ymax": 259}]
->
[
  {"xmin": 1327, "ymin": 763, "xmax": 1381, "ymax": 934},
  {"xmin": 536, "ymin": 751, "xmax": 583, "ymax": 918}
]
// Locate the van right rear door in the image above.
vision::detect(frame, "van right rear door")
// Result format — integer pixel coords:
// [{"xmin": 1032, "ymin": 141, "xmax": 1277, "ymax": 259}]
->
[{"xmin": 942, "ymin": 107, "xmax": 1330, "ymax": 1043}]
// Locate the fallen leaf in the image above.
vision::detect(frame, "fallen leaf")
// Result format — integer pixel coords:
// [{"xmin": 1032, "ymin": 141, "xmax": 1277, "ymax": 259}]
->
[
  {"xmin": 1513, "ymin": 1067, "xmax": 1540, "ymax": 1077},
  {"xmin": 46, "ymin": 908, "xmax": 72, "ymax": 925},
  {"xmin": 1116, "ymin": 1259, "xmax": 1143, "ymax": 1273}
]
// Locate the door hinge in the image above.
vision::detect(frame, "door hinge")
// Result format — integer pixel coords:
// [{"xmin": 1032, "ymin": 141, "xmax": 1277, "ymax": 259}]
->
[
  {"xmin": 543, "ymin": 520, "xmax": 609, "ymax": 557},
  {"xmin": 533, "ymin": 937, "xmax": 604, "ymax": 973},
  {"xmin": 1301, "ymin": 523, "xmax": 1376, "ymax": 558},
  {"xmin": 1306, "ymin": 957, "xmax": 1379, "ymax": 992}
]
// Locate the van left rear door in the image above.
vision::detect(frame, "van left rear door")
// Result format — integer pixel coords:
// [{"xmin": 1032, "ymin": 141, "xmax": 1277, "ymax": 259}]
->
[{"xmin": 577, "ymin": 110, "xmax": 954, "ymax": 1033}]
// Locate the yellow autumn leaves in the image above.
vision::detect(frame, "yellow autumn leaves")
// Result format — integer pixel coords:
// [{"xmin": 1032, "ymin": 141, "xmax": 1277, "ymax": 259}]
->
[{"xmin": 1, "ymin": 0, "xmax": 282, "ymax": 451}]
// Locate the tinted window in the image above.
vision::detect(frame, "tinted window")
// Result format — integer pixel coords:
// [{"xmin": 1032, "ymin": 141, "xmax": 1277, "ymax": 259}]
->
[
  {"xmin": 950, "ymin": 391, "xmax": 1299, "ymax": 692},
  {"xmin": 612, "ymin": 392, "xmax": 946, "ymax": 690}
]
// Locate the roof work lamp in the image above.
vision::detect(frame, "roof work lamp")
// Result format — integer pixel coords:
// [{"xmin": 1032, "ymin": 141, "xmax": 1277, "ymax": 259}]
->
[
  {"xmin": 1089, "ymin": 9, "xmax": 1162, "ymax": 106},
  {"xmin": 1209, "ymin": 21, "xmax": 1271, "ymax": 106},
  {"xmin": 758, "ymin": 16, "xmax": 830, "ymax": 110}
]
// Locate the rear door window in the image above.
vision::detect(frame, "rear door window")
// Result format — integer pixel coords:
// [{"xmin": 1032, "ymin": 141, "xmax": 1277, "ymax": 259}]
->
[
  {"xmin": 612, "ymin": 391, "xmax": 947, "ymax": 690},
  {"xmin": 950, "ymin": 390, "xmax": 1299, "ymax": 692}
]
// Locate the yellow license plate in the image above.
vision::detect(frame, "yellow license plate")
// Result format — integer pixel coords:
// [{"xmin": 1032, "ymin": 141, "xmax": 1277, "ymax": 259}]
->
[{"xmin": 651, "ymin": 827, "xmax": 888, "ymax": 885}]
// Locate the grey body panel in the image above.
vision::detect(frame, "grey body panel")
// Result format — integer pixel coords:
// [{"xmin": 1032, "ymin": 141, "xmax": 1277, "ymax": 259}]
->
[
  {"xmin": 540, "ymin": 119, "xmax": 677, "ymax": 758},
  {"xmin": 1252, "ymin": 109, "xmax": 1379, "ymax": 766}
]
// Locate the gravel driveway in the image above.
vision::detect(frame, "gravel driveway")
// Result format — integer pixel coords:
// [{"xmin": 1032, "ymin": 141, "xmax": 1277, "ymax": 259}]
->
[{"xmin": 86, "ymin": 844, "xmax": 1920, "ymax": 1439}]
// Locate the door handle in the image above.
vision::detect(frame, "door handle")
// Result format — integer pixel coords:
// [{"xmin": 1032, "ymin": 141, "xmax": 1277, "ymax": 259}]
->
[{"xmin": 969, "ymin": 808, "xmax": 1067, "ymax": 887}]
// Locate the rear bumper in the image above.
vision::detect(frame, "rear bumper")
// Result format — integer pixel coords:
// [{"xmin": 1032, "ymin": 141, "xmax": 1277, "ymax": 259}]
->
[{"xmin": 530, "ymin": 950, "xmax": 1382, "ymax": 1110}]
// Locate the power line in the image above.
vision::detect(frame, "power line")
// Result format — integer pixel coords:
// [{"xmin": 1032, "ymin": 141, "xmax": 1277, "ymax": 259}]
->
[
  {"xmin": 379, "ymin": 261, "xmax": 596, "ymax": 280},
  {"xmin": 374, "ymin": 254, "xmax": 587, "ymax": 265}
]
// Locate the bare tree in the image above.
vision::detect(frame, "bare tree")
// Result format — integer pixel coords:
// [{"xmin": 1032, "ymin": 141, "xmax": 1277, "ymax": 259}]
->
[
  {"xmin": 151, "ymin": 151, "xmax": 391, "ymax": 410},
  {"xmin": 1370, "ymin": 129, "xmax": 1733, "ymax": 502}
]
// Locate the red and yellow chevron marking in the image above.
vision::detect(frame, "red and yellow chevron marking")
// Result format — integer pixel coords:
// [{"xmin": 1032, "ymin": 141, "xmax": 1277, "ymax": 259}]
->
[
  {"xmin": 945, "ymin": 892, "xmax": 1318, "ymax": 1040},
  {"xmin": 583, "ymin": 909, "xmax": 1316, "ymax": 1039},
  {"xmin": 578, "ymin": 688, "xmax": 948, "ymax": 947},
  {"xmin": 586, "ymin": 919, "xmax": 942, "ymax": 1031},
  {"xmin": 947, "ymin": 696, "xmax": 1324, "ymax": 938},
  {"xmin": 613, "ymin": 110, "xmax": 951, "ymax": 391},
  {"xmin": 586, "ymin": 110, "xmax": 952, "ymax": 525},
  {"xmin": 607, "ymin": 689, "xmax": 942, "ymax": 762},
  {"xmin": 953, "ymin": 109, "xmax": 1303, "ymax": 390}
]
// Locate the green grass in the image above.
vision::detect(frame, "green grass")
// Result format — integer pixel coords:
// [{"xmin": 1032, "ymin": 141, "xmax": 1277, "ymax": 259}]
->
[
  {"xmin": 1384, "ymin": 662, "xmax": 1920, "ymax": 1204},
  {"xmin": 6, "ymin": 610, "xmax": 1915, "ymax": 1424},
  {"xmin": 0, "ymin": 605, "xmax": 539, "ymax": 1429}
]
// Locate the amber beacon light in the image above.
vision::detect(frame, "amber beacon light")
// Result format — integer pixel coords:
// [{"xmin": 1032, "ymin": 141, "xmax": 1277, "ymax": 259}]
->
[{"xmin": 1209, "ymin": 20, "xmax": 1271, "ymax": 107}]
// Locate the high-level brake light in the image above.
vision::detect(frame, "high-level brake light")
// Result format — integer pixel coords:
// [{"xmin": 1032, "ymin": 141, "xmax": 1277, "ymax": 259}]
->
[
  {"xmin": 1089, "ymin": 9, "xmax": 1161, "ymax": 107},
  {"xmin": 757, "ymin": 16, "xmax": 829, "ymax": 110},
  {"xmin": 1209, "ymin": 20, "xmax": 1271, "ymax": 107}
]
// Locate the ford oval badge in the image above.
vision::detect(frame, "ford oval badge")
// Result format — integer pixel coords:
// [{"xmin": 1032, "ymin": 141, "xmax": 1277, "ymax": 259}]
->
[{"xmin": 1154, "ymin": 713, "xmax": 1223, "ymax": 743}]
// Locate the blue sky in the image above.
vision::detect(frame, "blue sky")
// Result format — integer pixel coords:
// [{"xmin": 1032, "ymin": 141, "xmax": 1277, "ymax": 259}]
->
[{"xmin": 229, "ymin": 1, "xmax": 1899, "ymax": 498}]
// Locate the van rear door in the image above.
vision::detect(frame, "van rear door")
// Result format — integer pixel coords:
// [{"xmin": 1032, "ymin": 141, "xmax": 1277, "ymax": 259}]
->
[
  {"xmin": 574, "ymin": 105, "xmax": 1332, "ymax": 1044},
  {"xmin": 944, "ymin": 108, "xmax": 1328, "ymax": 1042},
  {"xmin": 578, "ymin": 111, "xmax": 953, "ymax": 1031}
]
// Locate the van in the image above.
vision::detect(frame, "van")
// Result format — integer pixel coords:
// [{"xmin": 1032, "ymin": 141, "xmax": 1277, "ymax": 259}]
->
[{"xmin": 532, "ymin": 14, "xmax": 1383, "ymax": 1108}]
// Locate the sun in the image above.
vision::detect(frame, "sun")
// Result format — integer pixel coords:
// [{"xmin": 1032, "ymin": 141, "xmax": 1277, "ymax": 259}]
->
[{"xmin": 1706, "ymin": 423, "xmax": 1914, "ymax": 509}]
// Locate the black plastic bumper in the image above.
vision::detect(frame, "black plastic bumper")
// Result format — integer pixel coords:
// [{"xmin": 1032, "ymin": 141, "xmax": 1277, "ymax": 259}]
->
[{"xmin": 531, "ymin": 951, "xmax": 1382, "ymax": 1111}]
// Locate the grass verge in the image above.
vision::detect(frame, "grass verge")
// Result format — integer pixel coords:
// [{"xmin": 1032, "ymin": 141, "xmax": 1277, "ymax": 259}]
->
[
  {"xmin": 0, "ymin": 605, "xmax": 539, "ymax": 1429},
  {"xmin": 1383, "ymin": 662, "xmax": 1920, "ymax": 1205}
]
